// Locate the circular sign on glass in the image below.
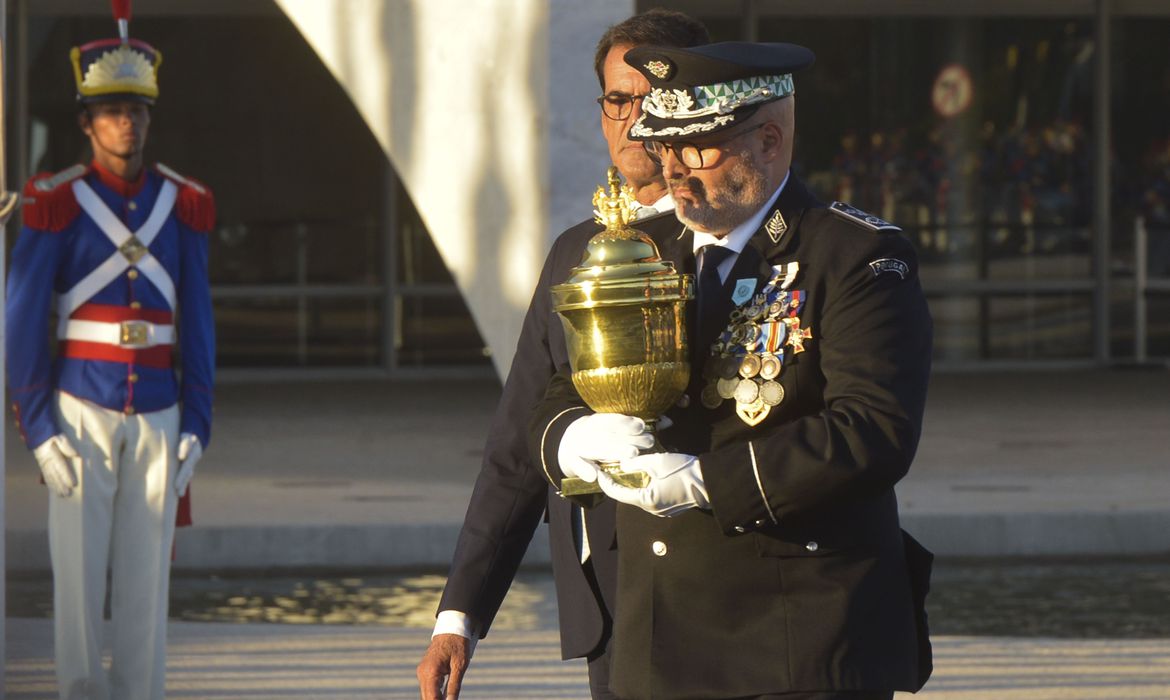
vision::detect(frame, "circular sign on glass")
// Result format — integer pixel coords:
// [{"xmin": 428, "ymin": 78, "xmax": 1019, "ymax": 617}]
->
[{"xmin": 931, "ymin": 64, "xmax": 973, "ymax": 118}]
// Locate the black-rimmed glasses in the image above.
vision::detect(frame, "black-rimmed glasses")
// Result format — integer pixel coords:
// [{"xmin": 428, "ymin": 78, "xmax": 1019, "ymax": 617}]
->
[
  {"xmin": 597, "ymin": 92, "xmax": 647, "ymax": 121},
  {"xmin": 643, "ymin": 123, "xmax": 767, "ymax": 170}
]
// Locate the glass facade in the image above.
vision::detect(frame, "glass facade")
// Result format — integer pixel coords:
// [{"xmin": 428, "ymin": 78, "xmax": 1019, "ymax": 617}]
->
[
  {"xmin": 688, "ymin": 11, "xmax": 1100, "ymax": 363},
  {"xmin": 1114, "ymin": 17, "xmax": 1170, "ymax": 359},
  {"xmin": 661, "ymin": 2, "xmax": 1170, "ymax": 366}
]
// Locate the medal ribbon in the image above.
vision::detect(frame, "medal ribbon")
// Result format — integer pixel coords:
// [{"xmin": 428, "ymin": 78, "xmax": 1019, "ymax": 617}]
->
[
  {"xmin": 787, "ymin": 289, "xmax": 805, "ymax": 317},
  {"xmin": 760, "ymin": 321, "xmax": 786, "ymax": 354}
]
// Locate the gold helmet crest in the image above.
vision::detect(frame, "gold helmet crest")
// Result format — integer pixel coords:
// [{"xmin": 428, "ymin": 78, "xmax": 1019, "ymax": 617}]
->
[{"xmin": 70, "ymin": 1, "xmax": 161, "ymax": 104}]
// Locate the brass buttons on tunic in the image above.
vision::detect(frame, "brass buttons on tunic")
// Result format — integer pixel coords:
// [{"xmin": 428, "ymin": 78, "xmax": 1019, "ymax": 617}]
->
[
  {"xmin": 805, "ymin": 541, "xmax": 819, "ymax": 552},
  {"xmin": 127, "ymin": 269, "xmax": 139, "ymax": 280},
  {"xmin": 652, "ymin": 541, "xmax": 668, "ymax": 556}
]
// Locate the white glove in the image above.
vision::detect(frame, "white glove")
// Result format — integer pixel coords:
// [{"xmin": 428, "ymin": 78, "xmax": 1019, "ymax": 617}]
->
[
  {"xmin": 596, "ymin": 452, "xmax": 710, "ymax": 517},
  {"xmin": 33, "ymin": 434, "xmax": 80, "ymax": 498},
  {"xmin": 558, "ymin": 413, "xmax": 654, "ymax": 483},
  {"xmin": 175, "ymin": 433, "xmax": 203, "ymax": 497}
]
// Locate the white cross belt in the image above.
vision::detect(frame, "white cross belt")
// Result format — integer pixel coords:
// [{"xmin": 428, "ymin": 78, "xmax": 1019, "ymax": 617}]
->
[{"xmin": 58, "ymin": 179, "xmax": 179, "ymax": 319}]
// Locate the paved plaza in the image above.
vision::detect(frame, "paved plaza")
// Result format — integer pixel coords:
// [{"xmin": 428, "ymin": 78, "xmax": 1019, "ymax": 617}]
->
[
  {"xmin": 7, "ymin": 620, "xmax": 1170, "ymax": 699},
  {"xmin": 5, "ymin": 369, "xmax": 1170, "ymax": 697}
]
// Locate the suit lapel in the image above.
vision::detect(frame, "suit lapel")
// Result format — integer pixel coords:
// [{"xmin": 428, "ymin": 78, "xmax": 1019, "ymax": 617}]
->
[
  {"xmin": 648, "ymin": 214, "xmax": 691, "ymax": 271},
  {"xmin": 746, "ymin": 174, "xmax": 824, "ymax": 262}
]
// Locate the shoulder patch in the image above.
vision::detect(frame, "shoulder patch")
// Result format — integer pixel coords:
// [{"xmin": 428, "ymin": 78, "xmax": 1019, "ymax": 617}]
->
[
  {"xmin": 156, "ymin": 162, "xmax": 216, "ymax": 232},
  {"xmin": 22, "ymin": 166, "xmax": 86, "ymax": 232},
  {"xmin": 868, "ymin": 257, "xmax": 909, "ymax": 279},
  {"xmin": 829, "ymin": 201, "xmax": 901, "ymax": 232}
]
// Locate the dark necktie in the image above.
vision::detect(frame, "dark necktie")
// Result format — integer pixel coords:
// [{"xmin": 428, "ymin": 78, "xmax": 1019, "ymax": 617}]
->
[{"xmin": 696, "ymin": 245, "xmax": 736, "ymax": 350}]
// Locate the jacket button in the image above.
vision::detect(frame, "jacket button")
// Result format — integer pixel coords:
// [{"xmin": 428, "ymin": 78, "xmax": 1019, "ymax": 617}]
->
[
  {"xmin": 755, "ymin": 518, "xmax": 767, "ymax": 526},
  {"xmin": 651, "ymin": 540, "xmax": 667, "ymax": 556},
  {"xmin": 676, "ymin": 394, "xmax": 691, "ymax": 408},
  {"xmin": 125, "ymin": 406, "xmax": 136, "ymax": 416},
  {"xmin": 127, "ymin": 269, "xmax": 139, "ymax": 280},
  {"xmin": 733, "ymin": 526, "xmax": 746, "ymax": 533},
  {"xmin": 130, "ymin": 301, "xmax": 142, "ymax": 309},
  {"xmin": 129, "ymin": 373, "xmax": 139, "ymax": 383},
  {"xmin": 128, "ymin": 201, "xmax": 138, "ymax": 211},
  {"xmin": 805, "ymin": 541, "xmax": 819, "ymax": 552}
]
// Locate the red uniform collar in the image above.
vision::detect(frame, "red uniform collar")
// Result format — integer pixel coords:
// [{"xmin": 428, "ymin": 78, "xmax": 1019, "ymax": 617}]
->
[{"xmin": 90, "ymin": 160, "xmax": 147, "ymax": 197}]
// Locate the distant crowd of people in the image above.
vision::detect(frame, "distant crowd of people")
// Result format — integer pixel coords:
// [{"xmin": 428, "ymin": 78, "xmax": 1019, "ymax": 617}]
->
[
  {"xmin": 809, "ymin": 116, "xmax": 1170, "ymax": 268},
  {"xmin": 809, "ymin": 117, "xmax": 1094, "ymax": 259}
]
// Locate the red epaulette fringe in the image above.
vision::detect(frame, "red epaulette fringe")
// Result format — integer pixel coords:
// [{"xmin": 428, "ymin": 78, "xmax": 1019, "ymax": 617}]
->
[
  {"xmin": 21, "ymin": 173, "xmax": 82, "ymax": 232},
  {"xmin": 175, "ymin": 177, "xmax": 216, "ymax": 233}
]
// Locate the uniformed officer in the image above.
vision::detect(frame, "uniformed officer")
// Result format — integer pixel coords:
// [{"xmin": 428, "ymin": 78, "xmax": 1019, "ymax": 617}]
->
[
  {"xmin": 6, "ymin": 4, "xmax": 215, "ymax": 698},
  {"xmin": 417, "ymin": 10, "xmax": 708, "ymax": 700},
  {"xmin": 531, "ymin": 42, "xmax": 935, "ymax": 699}
]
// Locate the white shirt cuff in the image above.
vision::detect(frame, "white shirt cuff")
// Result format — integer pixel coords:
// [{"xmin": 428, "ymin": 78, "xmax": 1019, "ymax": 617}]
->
[{"xmin": 433, "ymin": 610, "xmax": 476, "ymax": 639}]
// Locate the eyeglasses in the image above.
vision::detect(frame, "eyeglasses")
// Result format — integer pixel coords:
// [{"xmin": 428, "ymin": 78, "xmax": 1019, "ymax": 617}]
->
[
  {"xmin": 597, "ymin": 92, "xmax": 647, "ymax": 121},
  {"xmin": 643, "ymin": 123, "xmax": 767, "ymax": 170}
]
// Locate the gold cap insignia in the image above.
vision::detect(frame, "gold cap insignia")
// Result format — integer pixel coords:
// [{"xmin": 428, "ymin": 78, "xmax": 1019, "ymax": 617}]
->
[{"xmin": 644, "ymin": 60, "xmax": 671, "ymax": 80}]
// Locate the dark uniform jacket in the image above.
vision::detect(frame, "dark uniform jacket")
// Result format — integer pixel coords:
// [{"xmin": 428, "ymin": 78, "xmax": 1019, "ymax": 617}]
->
[
  {"xmin": 438, "ymin": 209, "xmax": 688, "ymax": 660},
  {"xmin": 530, "ymin": 175, "xmax": 935, "ymax": 698}
]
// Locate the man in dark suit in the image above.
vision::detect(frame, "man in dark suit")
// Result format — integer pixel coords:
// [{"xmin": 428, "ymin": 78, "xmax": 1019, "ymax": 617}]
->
[
  {"xmin": 530, "ymin": 43, "xmax": 935, "ymax": 700},
  {"xmin": 416, "ymin": 10, "xmax": 708, "ymax": 700}
]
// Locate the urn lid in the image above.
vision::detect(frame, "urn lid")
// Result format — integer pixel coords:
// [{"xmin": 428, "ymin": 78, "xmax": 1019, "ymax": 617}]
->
[{"xmin": 551, "ymin": 168, "xmax": 693, "ymax": 311}]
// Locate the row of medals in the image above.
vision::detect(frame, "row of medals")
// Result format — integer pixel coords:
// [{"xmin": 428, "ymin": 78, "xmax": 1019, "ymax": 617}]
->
[{"xmin": 700, "ymin": 292, "xmax": 798, "ymax": 413}]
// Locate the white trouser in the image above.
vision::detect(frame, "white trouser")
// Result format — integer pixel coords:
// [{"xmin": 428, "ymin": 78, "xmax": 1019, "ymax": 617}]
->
[{"xmin": 49, "ymin": 392, "xmax": 180, "ymax": 700}]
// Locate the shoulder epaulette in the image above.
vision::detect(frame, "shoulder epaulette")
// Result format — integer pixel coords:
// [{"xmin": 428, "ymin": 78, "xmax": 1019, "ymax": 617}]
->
[
  {"xmin": 21, "ymin": 165, "xmax": 87, "ymax": 232},
  {"xmin": 828, "ymin": 201, "xmax": 901, "ymax": 232},
  {"xmin": 156, "ymin": 162, "xmax": 216, "ymax": 232}
]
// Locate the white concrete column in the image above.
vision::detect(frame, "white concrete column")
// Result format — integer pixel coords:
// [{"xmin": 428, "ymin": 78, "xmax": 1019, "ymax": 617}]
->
[
  {"xmin": 275, "ymin": 0, "xmax": 635, "ymax": 376},
  {"xmin": 546, "ymin": 0, "xmax": 636, "ymax": 242},
  {"xmin": 274, "ymin": 0, "xmax": 537, "ymax": 376}
]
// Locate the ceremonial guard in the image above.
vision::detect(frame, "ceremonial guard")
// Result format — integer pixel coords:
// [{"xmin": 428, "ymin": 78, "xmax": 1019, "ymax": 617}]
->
[
  {"xmin": 6, "ymin": 2, "xmax": 215, "ymax": 698},
  {"xmin": 531, "ymin": 42, "xmax": 934, "ymax": 699}
]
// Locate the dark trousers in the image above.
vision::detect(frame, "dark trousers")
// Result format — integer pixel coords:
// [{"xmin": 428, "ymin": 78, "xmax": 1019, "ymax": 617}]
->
[
  {"xmin": 739, "ymin": 693, "xmax": 895, "ymax": 700},
  {"xmin": 595, "ymin": 673, "xmax": 894, "ymax": 700},
  {"xmin": 587, "ymin": 642, "xmax": 618, "ymax": 700},
  {"xmin": 602, "ymin": 690, "xmax": 895, "ymax": 700},
  {"xmin": 581, "ymin": 554, "xmax": 619, "ymax": 700}
]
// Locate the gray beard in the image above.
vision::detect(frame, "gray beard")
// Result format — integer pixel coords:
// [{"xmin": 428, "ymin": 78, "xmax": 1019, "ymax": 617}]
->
[{"xmin": 671, "ymin": 152, "xmax": 770, "ymax": 235}]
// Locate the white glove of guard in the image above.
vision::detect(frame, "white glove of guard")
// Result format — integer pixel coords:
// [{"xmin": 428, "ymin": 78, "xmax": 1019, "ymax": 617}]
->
[
  {"xmin": 175, "ymin": 433, "xmax": 203, "ymax": 497},
  {"xmin": 33, "ymin": 434, "xmax": 80, "ymax": 498},
  {"xmin": 557, "ymin": 413, "xmax": 654, "ymax": 483},
  {"xmin": 596, "ymin": 451, "xmax": 710, "ymax": 517}
]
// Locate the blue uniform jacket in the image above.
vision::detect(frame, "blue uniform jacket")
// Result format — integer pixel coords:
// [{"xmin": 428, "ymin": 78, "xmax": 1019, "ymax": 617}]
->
[{"xmin": 6, "ymin": 162, "xmax": 215, "ymax": 454}]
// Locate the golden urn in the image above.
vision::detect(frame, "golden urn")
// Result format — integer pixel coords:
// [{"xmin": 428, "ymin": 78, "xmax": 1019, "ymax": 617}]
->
[{"xmin": 550, "ymin": 167, "xmax": 694, "ymax": 497}]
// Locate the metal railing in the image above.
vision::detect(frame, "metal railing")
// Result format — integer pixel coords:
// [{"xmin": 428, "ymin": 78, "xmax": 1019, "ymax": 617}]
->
[
  {"xmin": 1134, "ymin": 217, "xmax": 1170, "ymax": 364},
  {"xmin": 911, "ymin": 221, "xmax": 1097, "ymax": 366}
]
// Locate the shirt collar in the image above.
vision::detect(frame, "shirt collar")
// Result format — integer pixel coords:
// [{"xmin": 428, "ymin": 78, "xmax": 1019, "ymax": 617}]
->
[
  {"xmin": 691, "ymin": 170, "xmax": 790, "ymax": 255},
  {"xmin": 90, "ymin": 160, "xmax": 147, "ymax": 198},
  {"xmin": 647, "ymin": 191, "xmax": 674, "ymax": 214},
  {"xmin": 631, "ymin": 191, "xmax": 674, "ymax": 220}
]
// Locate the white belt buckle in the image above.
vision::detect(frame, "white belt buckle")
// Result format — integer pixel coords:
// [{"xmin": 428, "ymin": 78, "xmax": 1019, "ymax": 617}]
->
[{"xmin": 120, "ymin": 320, "xmax": 151, "ymax": 348}]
